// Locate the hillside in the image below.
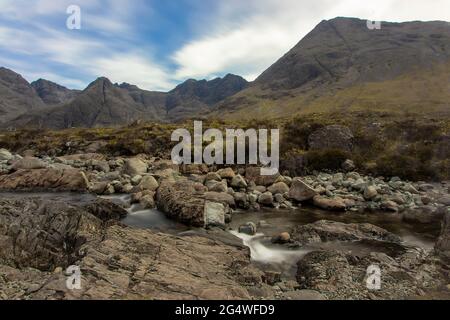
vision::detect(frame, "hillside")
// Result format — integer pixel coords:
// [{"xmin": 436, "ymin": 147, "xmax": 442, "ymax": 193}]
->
[{"xmin": 212, "ymin": 17, "xmax": 450, "ymax": 119}]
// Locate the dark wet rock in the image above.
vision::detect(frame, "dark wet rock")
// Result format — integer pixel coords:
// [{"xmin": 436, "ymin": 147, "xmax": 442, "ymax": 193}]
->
[
  {"xmin": 156, "ymin": 180, "xmax": 206, "ymax": 227},
  {"xmin": 291, "ymin": 220, "xmax": 401, "ymax": 245},
  {"xmin": 239, "ymin": 222, "xmax": 257, "ymax": 236},
  {"xmin": 288, "ymin": 178, "xmax": 317, "ymax": 202}
]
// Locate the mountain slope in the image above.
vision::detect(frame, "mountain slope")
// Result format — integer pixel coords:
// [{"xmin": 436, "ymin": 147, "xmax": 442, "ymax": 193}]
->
[
  {"xmin": 4, "ymin": 74, "xmax": 248, "ymax": 128},
  {"xmin": 214, "ymin": 17, "xmax": 450, "ymax": 119},
  {"xmin": 31, "ymin": 79, "xmax": 79, "ymax": 105},
  {"xmin": 0, "ymin": 67, "xmax": 46, "ymax": 124}
]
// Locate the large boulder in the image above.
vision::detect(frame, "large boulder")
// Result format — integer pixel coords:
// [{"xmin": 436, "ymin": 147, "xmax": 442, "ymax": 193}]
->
[
  {"xmin": 267, "ymin": 182, "xmax": 289, "ymax": 194},
  {"xmin": 245, "ymin": 167, "xmax": 280, "ymax": 186},
  {"xmin": 123, "ymin": 158, "xmax": 148, "ymax": 176},
  {"xmin": 308, "ymin": 125, "xmax": 354, "ymax": 152},
  {"xmin": 313, "ymin": 195, "xmax": 347, "ymax": 211},
  {"xmin": 156, "ymin": 180, "xmax": 230, "ymax": 227},
  {"xmin": 288, "ymin": 178, "xmax": 317, "ymax": 202},
  {"xmin": 0, "ymin": 168, "xmax": 89, "ymax": 192},
  {"xmin": 138, "ymin": 175, "xmax": 159, "ymax": 191}
]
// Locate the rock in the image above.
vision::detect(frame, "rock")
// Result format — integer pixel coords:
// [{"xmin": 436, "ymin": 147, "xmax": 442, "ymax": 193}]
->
[
  {"xmin": 267, "ymin": 182, "xmax": 289, "ymax": 194},
  {"xmin": 12, "ymin": 157, "xmax": 47, "ymax": 170},
  {"xmin": 381, "ymin": 200, "xmax": 399, "ymax": 212},
  {"xmin": 245, "ymin": 167, "xmax": 280, "ymax": 186},
  {"xmin": 282, "ymin": 290, "xmax": 326, "ymax": 300},
  {"xmin": 123, "ymin": 158, "xmax": 147, "ymax": 176},
  {"xmin": 138, "ymin": 175, "xmax": 159, "ymax": 191},
  {"xmin": 258, "ymin": 192, "xmax": 274, "ymax": 206},
  {"xmin": 131, "ymin": 175, "xmax": 143, "ymax": 185},
  {"xmin": 230, "ymin": 175, "xmax": 248, "ymax": 189},
  {"xmin": 216, "ymin": 168, "xmax": 235, "ymax": 179},
  {"xmin": 234, "ymin": 192, "xmax": 250, "ymax": 209},
  {"xmin": 288, "ymin": 178, "xmax": 317, "ymax": 202},
  {"xmin": 207, "ymin": 181, "xmax": 228, "ymax": 193},
  {"xmin": 89, "ymin": 181, "xmax": 108, "ymax": 195},
  {"xmin": 0, "ymin": 148, "xmax": 13, "ymax": 161},
  {"xmin": 437, "ymin": 196, "xmax": 450, "ymax": 206},
  {"xmin": 363, "ymin": 185, "xmax": 378, "ymax": 200},
  {"xmin": 90, "ymin": 160, "xmax": 110, "ymax": 173},
  {"xmin": 403, "ymin": 207, "xmax": 444, "ymax": 224},
  {"xmin": 291, "ymin": 220, "xmax": 402, "ymax": 245},
  {"xmin": 0, "ymin": 168, "xmax": 89, "ymax": 192},
  {"xmin": 313, "ymin": 195, "xmax": 347, "ymax": 211},
  {"xmin": 296, "ymin": 249, "xmax": 441, "ymax": 300},
  {"xmin": 204, "ymin": 192, "xmax": 235, "ymax": 207},
  {"xmin": 0, "ymin": 198, "xmax": 265, "ymax": 300},
  {"xmin": 272, "ymin": 232, "xmax": 291, "ymax": 244},
  {"xmin": 341, "ymin": 159, "xmax": 356, "ymax": 172},
  {"xmin": 263, "ymin": 271, "xmax": 281, "ymax": 286},
  {"xmin": 140, "ymin": 193, "xmax": 156, "ymax": 209},
  {"xmin": 180, "ymin": 164, "xmax": 208, "ymax": 175},
  {"xmin": 274, "ymin": 193, "xmax": 285, "ymax": 203},
  {"xmin": 435, "ymin": 210, "xmax": 450, "ymax": 264},
  {"xmin": 254, "ymin": 186, "xmax": 267, "ymax": 193},
  {"xmin": 239, "ymin": 222, "xmax": 257, "ymax": 235},
  {"xmin": 156, "ymin": 180, "xmax": 211, "ymax": 227},
  {"xmin": 205, "ymin": 172, "xmax": 222, "ymax": 182},
  {"xmin": 308, "ymin": 125, "xmax": 354, "ymax": 152},
  {"xmin": 204, "ymin": 201, "xmax": 226, "ymax": 228}
]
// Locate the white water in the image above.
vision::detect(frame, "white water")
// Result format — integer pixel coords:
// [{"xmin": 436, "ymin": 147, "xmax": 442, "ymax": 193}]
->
[{"xmin": 229, "ymin": 231, "xmax": 311, "ymax": 264}]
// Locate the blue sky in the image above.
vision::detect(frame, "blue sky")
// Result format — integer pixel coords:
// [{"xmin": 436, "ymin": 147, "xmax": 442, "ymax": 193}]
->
[{"xmin": 0, "ymin": 0, "xmax": 449, "ymax": 91}]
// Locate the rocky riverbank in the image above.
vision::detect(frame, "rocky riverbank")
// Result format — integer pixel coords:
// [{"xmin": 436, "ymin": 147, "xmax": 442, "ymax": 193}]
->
[{"xmin": 0, "ymin": 148, "xmax": 449, "ymax": 300}]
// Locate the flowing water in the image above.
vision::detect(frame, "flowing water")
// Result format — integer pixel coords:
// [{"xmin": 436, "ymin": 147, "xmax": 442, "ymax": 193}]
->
[{"xmin": 1, "ymin": 192, "xmax": 441, "ymax": 281}]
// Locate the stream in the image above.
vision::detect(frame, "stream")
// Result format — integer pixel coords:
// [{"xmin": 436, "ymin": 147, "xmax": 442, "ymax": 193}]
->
[{"xmin": 0, "ymin": 192, "xmax": 442, "ymax": 281}]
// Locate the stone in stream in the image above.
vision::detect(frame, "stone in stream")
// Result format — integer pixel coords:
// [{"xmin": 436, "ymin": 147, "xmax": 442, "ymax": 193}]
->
[
  {"xmin": 258, "ymin": 192, "xmax": 274, "ymax": 206},
  {"xmin": 288, "ymin": 178, "xmax": 317, "ymax": 202},
  {"xmin": 156, "ymin": 180, "xmax": 230, "ymax": 228},
  {"xmin": 313, "ymin": 195, "xmax": 347, "ymax": 211},
  {"xmin": 291, "ymin": 220, "xmax": 402, "ymax": 245},
  {"xmin": 239, "ymin": 222, "xmax": 257, "ymax": 235},
  {"xmin": 271, "ymin": 232, "xmax": 291, "ymax": 244}
]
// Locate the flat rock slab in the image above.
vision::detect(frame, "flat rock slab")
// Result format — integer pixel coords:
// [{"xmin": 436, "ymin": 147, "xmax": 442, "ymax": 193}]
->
[{"xmin": 0, "ymin": 168, "xmax": 89, "ymax": 192}]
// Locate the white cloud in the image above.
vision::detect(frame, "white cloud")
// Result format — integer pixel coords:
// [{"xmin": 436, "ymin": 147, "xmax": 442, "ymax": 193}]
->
[{"xmin": 173, "ymin": 0, "xmax": 450, "ymax": 81}]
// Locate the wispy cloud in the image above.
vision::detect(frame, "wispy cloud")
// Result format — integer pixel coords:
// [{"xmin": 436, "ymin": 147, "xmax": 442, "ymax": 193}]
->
[{"xmin": 0, "ymin": 0, "xmax": 449, "ymax": 90}]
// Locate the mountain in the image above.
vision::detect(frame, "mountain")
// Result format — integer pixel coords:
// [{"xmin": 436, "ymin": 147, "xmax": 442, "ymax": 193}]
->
[
  {"xmin": 166, "ymin": 74, "xmax": 248, "ymax": 120},
  {"xmin": 31, "ymin": 79, "xmax": 79, "ymax": 105},
  {"xmin": 0, "ymin": 67, "xmax": 45, "ymax": 124},
  {"xmin": 213, "ymin": 17, "xmax": 450, "ymax": 119},
  {"xmin": 4, "ymin": 74, "xmax": 248, "ymax": 128}
]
